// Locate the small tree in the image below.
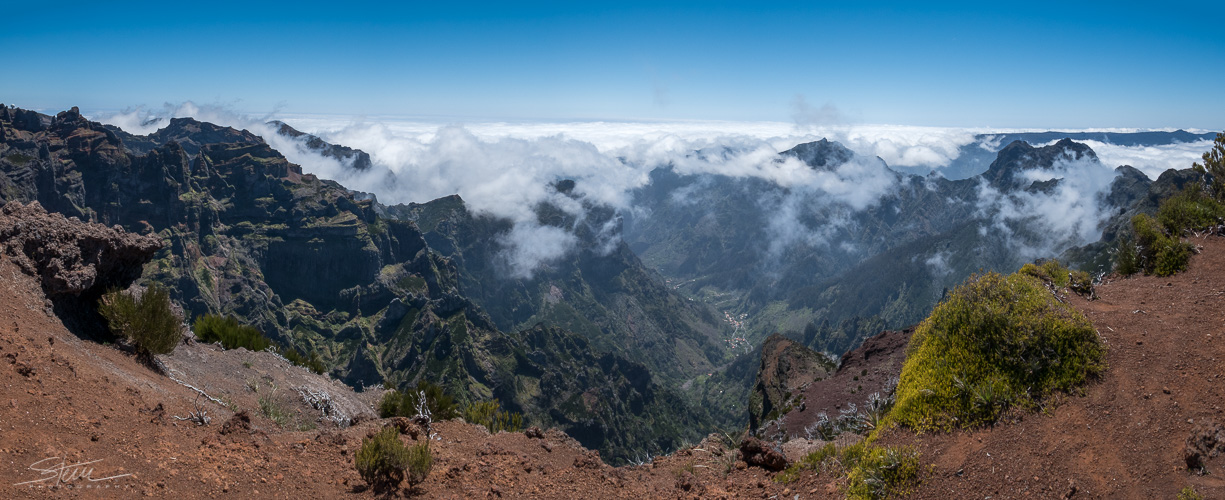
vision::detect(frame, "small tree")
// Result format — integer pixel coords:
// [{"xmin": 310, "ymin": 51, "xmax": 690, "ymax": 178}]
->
[
  {"xmin": 1193, "ymin": 132, "xmax": 1225, "ymax": 201},
  {"xmin": 98, "ymin": 283, "xmax": 181, "ymax": 361}
]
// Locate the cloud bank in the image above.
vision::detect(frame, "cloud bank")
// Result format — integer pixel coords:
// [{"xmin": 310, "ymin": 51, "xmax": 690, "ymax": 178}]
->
[
  {"xmin": 974, "ymin": 155, "xmax": 1120, "ymax": 261},
  {"xmin": 91, "ymin": 103, "xmax": 1213, "ymax": 277}
]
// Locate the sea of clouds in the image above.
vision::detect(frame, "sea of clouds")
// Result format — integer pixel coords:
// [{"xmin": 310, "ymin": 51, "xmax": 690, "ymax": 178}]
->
[{"xmin": 93, "ymin": 102, "xmax": 1213, "ymax": 277}]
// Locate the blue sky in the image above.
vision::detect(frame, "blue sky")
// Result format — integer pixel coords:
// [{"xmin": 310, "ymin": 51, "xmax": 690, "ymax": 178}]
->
[{"xmin": 3, "ymin": 1, "xmax": 1222, "ymax": 128}]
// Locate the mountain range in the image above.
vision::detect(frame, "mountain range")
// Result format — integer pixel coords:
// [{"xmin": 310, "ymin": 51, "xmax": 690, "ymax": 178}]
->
[{"xmin": 0, "ymin": 102, "xmax": 1203, "ymax": 463}]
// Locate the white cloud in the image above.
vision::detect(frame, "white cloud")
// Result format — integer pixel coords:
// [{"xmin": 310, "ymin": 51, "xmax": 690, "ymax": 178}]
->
[
  {"xmin": 1040, "ymin": 138, "xmax": 1211, "ymax": 179},
  {"xmin": 974, "ymin": 155, "xmax": 1120, "ymax": 261},
  {"xmin": 89, "ymin": 103, "xmax": 1211, "ymax": 277}
]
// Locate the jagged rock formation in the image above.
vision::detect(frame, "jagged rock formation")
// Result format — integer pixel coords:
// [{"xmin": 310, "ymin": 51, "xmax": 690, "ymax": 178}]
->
[
  {"xmin": 269, "ymin": 120, "xmax": 373, "ymax": 171},
  {"xmin": 981, "ymin": 138, "xmax": 1097, "ymax": 189},
  {"xmin": 755, "ymin": 328, "xmax": 912, "ymax": 441},
  {"xmin": 748, "ymin": 334, "xmax": 835, "ymax": 430},
  {"xmin": 0, "ymin": 200, "xmax": 161, "ymax": 298},
  {"xmin": 779, "ymin": 138, "xmax": 857, "ymax": 170}
]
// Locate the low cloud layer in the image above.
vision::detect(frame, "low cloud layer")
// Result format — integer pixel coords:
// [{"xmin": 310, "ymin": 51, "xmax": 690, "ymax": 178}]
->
[
  {"xmin": 92, "ymin": 104, "xmax": 1214, "ymax": 277},
  {"xmin": 975, "ymin": 155, "xmax": 1120, "ymax": 261},
  {"xmin": 1041, "ymin": 138, "xmax": 1211, "ymax": 179}
]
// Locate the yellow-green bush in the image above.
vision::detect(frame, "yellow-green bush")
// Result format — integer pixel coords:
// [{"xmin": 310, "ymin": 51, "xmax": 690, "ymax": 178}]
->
[
  {"xmin": 463, "ymin": 400, "xmax": 524, "ymax": 433},
  {"xmin": 1178, "ymin": 485, "xmax": 1204, "ymax": 500},
  {"xmin": 843, "ymin": 443, "xmax": 921, "ymax": 500},
  {"xmin": 356, "ymin": 426, "xmax": 411, "ymax": 491},
  {"xmin": 892, "ymin": 272, "xmax": 1104, "ymax": 431},
  {"xmin": 776, "ymin": 441, "xmax": 920, "ymax": 499},
  {"xmin": 405, "ymin": 440, "xmax": 432, "ymax": 487},
  {"xmin": 98, "ymin": 283, "xmax": 181, "ymax": 359},
  {"xmin": 1018, "ymin": 259, "xmax": 1093, "ymax": 296},
  {"xmin": 776, "ymin": 442, "xmax": 837, "ymax": 483}
]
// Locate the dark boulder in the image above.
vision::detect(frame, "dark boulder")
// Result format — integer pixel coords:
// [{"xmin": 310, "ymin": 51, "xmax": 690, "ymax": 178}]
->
[{"xmin": 739, "ymin": 436, "xmax": 788, "ymax": 471}]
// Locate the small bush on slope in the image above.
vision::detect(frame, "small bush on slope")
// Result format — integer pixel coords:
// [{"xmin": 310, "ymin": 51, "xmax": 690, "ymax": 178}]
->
[
  {"xmin": 356, "ymin": 426, "xmax": 411, "ymax": 491},
  {"xmin": 1132, "ymin": 213, "xmax": 1195, "ymax": 277},
  {"xmin": 404, "ymin": 440, "xmax": 432, "ymax": 487},
  {"xmin": 98, "ymin": 283, "xmax": 181, "ymax": 360},
  {"xmin": 193, "ymin": 313, "xmax": 326, "ymax": 374},
  {"xmin": 776, "ymin": 441, "xmax": 921, "ymax": 500},
  {"xmin": 378, "ymin": 381, "xmax": 460, "ymax": 420},
  {"xmin": 463, "ymin": 400, "xmax": 524, "ymax": 433},
  {"xmin": 1157, "ymin": 186, "xmax": 1225, "ymax": 236},
  {"xmin": 194, "ymin": 314, "xmax": 270, "ymax": 351},
  {"xmin": 1018, "ymin": 259, "xmax": 1093, "ymax": 296},
  {"xmin": 891, "ymin": 272, "xmax": 1105, "ymax": 431},
  {"xmin": 1193, "ymin": 131, "xmax": 1225, "ymax": 201}
]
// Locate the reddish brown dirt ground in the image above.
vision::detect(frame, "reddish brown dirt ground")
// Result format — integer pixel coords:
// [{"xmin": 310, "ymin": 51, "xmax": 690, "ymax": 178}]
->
[
  {"xmin": 871, "ymin": 234, "xmax": 1225, "ymax": 499},
  {"xmin": 0, "ymin": 252, "xmax": 802, "ymax": 499},
  {"xmin": 5, "ymin": 233, "xmax": 1225, "ymax": 498}
]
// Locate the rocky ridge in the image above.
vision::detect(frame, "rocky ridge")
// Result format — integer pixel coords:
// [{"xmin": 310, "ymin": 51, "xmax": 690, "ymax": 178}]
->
[{"xmin": 0, "ymin": 104, "xmax": 710, "ymax": 463}]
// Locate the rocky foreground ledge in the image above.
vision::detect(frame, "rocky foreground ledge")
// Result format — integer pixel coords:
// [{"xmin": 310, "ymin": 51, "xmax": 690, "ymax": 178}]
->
[{"xmin": 0, "ymin": 200, "xmax": 161, "ymax": 298}]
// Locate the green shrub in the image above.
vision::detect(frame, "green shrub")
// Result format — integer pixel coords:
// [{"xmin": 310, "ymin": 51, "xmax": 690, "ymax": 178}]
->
[
  {"xmin": 776, "ymin": 442, "xmax": 919, "ymax": 499},
  {"xmin": 194, "ymin": 314, "xmax": 270, "ymax": 351},
  {"xmin": 1133, "ymin": 214, "xmax": 1194, "ymax": 277},
  {"xmin": 98, "ymin": 283, "xmax": 182, "ymax": 359},
  {"xmin": 1128, "ymin": 185, "xmax": 1222, "ymax": 279},
  {"xmin": 356, "ymin": 426, "xmax": 411, "ymax": 491},
  {"xmin": 1019, "ymin": 259, "xmax": 1094, "ymax": 296},
  {"xmin": 1157, "ymin": 187, "xmax": 1225, "ymax": 235},
  {"xmin": 462, "ymin": 400, "xmax": 524, "ymax": 433},
  {"xmin": 405, "ymin": 440, "xmax": 433, "ymax": 487},
  {"xmin": 1192, "ymin": 131, "xmax": 1225, "ymax": 201},
  {"xmin": 378, "ymin": 381, "xmax": 459, "ymax": 420},
  {"xmin": 776, "ymin": 442, "xmax": 838, "ymax": 483},
  {"xmin": 1114, "ymin": 235, "xmax": 1140, "ymax": 276},
  {"xmin": 844, "ymin": 444, "xmax": 921, "ymax": 500},
  {"xmin": 892, "ymin": 272, "xmax": 1105, "ymax": 431},
  {"xmin": 193, "ymin": 313, "xmax": 325, "ymax": 374},
  {"xmin": 1178, "ymin": 485, "xmax": 1204, "ymax": 500},
  {"xmin": 281, "ymin": 347, "xmax": 326, "ymax": 374},
  {"xmin": 258, "ymin": 391, "xmax": 291, "ymax": 427}
]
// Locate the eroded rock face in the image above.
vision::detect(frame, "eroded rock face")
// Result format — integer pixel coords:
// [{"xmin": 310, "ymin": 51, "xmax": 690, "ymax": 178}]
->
[{"xmin": 0, "ymin": 201, "xmax": 161, "ymax": 297}]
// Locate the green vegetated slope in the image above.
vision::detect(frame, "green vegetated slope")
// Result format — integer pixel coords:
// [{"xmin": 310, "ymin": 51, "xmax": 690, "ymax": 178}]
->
[
  {"xmin": 383, "ymin": 189, "xmax": 732, "ymax": 386},
  {"xmin": 0, "ymin": 105, "xmax": 707, "ymax": 463}
]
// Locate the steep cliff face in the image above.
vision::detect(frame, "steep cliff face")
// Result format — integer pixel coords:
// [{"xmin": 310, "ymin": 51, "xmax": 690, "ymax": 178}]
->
[
  {"xmin": 0, "ymin": 105, "xmax": 707, "ymax": 464},
  {"xmin": 384, "ymin": 189, "xmax": 731, "ymax": 386},
  {"xmin": 748, "ymin": 334, "xmax": 835, "ymax": 430}
]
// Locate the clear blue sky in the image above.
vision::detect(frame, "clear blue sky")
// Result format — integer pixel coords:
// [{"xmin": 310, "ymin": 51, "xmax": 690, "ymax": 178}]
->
[{"xmin": 3, "ymin": 1, "xmax": 1222, "ymax": 128}]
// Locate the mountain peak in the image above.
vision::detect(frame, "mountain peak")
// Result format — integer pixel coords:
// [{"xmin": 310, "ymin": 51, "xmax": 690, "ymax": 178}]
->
[
  {"xmin": 780, "ymin": 138, "xmax": 855, "ymax": 170},
  {"xmin": 982, "ymin": 138, "xmax": 1097, "ymax": 188}
]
